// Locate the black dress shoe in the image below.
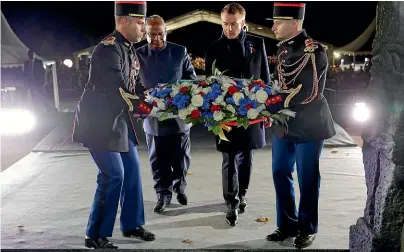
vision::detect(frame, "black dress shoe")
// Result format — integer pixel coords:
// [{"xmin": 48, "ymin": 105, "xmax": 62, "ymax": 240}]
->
[
  {"xmin": 85, "ymin": 237, "xmax": 118, "ymax": 249},
  {"xmin": 153, "ymin": 201, "xmax": 168, "ymax": 213},
  {"xmin": 266, "ymin": 228, "xmax": 298, "ymax": 242},
  {"xmin": 177, "ymin": 193, "xmax": 188, "ymax": 205},
  {"xmin": 239, "ymin": 196, "xmax": 247, "ymax": 213},
  {"xmin": 293, "ymin": 234, "xmax": 316, "ymax": 248},
  {"xmin": 225, "ymin": 208, "xmax": 238, "ymax": 226},
  {"xmin": 122, "ymin": 226, "xmax": 156, "ymax": 241}
]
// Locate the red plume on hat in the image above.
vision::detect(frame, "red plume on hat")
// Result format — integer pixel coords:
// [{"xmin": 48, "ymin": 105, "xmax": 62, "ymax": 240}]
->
[{"xmin": 115, "ymin": 1, "xmax": 147, "ymax": 17}]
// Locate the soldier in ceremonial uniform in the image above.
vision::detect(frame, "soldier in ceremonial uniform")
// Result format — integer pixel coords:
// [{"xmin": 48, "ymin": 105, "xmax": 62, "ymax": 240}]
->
[
  {"xmin": 136, "ymin": 15, "xmax": 197, "ymax": 213},
  {"xmin": 72, "ymin": 1, "xmax": 155, "ymax": 249},
  {"xmin": 265, "ymin": 3, "xmax": 336, "ymax": 249},
  {"xmin": 205, "ymin": 3, "xmax": 270, "ymax": 226}
]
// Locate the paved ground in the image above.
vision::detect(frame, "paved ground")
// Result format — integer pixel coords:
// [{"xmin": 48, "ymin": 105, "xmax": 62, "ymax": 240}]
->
[{"xmin": 1, "ymin": 146, "xmax": 366, "ymax": 250}]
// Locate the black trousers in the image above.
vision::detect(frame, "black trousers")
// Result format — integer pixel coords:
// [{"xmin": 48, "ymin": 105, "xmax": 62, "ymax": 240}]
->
[
  {"xmin": 222, "ymin": 150, "xmax": 253, "ymax": 209},
  {"xmin": 146, "ymin": 133, "xmax": 191, "ymax": 202}
]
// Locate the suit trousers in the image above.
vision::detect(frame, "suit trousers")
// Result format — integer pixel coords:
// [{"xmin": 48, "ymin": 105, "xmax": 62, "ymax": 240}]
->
[
  {"xmin": 145, "ymin": 132, "xmax": 191, "ymax": 202},
  {"xmin": 222, "ymin": 150, "xmax": 253, "ymax": 209},
  {"xmin": 271, "ymin": 135, "xmax": 324, "ymax": 235},
  {"xmin": 86, "ymin": 131, "xmax": 145, "ymax": 238}
]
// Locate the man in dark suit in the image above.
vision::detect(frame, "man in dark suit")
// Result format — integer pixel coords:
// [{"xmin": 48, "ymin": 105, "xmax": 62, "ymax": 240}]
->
[
  {"xmin": 205, "ymin": 3, "xmax": 271, "ymax": 226},
  {"xmin": 72, "ymin": 1, "xmax": 155, "ymax": 249},
  {"xmin": 23, "ymin": 50, "xmax": 52, "ymax": 111},
  {"xmin": 136, "ymin": 15, "xmax": 197, "ymax": 213},
  {"xmin": 265, "ymin": 3, "xmax": 336, "ymax": 249}
]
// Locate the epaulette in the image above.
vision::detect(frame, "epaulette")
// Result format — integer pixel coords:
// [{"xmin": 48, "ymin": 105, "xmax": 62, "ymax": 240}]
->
[
  {"xmin": 100, "ymin": 36, "xmax": 116, "ymax": 46},
  {"xmin": 304, "ymin": 39, "xmax": 320, "ymax": 53}
]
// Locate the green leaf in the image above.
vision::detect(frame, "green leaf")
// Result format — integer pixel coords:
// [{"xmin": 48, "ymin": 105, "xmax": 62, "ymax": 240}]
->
[
  {"xmin": 158, "ymin": 111, "xmax": 169, "ymax": 121},
  {"xmin": 242, "ymin": 117, "xmax": 249, "ymax": 129},
  {"xmin": 212, "ymin": 123, "xmax": 221, "ymax": 135},
  {"xmin": 237, "ymin": 117, "xmax": 244, "ymax": 128},
  {"xmin": 261, "ymin": 110, "xmax": 272, "ymax": 117}
]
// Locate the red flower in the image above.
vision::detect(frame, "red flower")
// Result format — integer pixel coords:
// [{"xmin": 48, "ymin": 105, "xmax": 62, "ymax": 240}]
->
[
  {"xmin": 180, "ymin": 87, "xmax": 188, "ymax": 93},
  {"xmin": 211, "ymin": 105, "xmax": 221, "ymax": 112},
  {"xmin": 152, "ymin": 101, "xmax": 158, "ymax": 107},
  {"xmin": 168, "ymin": 97, "xmax": 173, "ymax": 104},
  {"xmin": 200, "ymin": 91, "xmax": 205, "ymax": 96},
  {"xmin": 252, "ymin": 80, "xmax": 266, "ymax": 88},
  {"xmin": 200, "ymin": 81, "xmax": 207, "ymax": 87},
  {"xmin": 276, "ymin": 95, "xmax": 283, "ymax": 102},
  {"xmin": 248, "ymin": 84, "xmax": 253, "ymax": 91},
  {"xmin": 228, "ymin": 86, "xmax": 239, "ymax": 95},
  {"xmin": 190, "ymin": 109, "xmax": 200, "ymax": 119},
  {"xmin": 245, "ymin": 104, "xmax": 252, "ymax": 110}
]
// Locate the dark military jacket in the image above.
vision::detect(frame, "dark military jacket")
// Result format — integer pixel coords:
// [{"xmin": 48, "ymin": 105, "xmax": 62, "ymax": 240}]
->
[
  {"xmin": 272, "ymin": 30, "xmax": 336, "ymax": 142},
  {"xmin": 72, "ymin": 30, "xmax": 141, "ymax": 152},
  {"xmin": 205, "ymin": 29, "xmax": 270, "ymax": 152}
]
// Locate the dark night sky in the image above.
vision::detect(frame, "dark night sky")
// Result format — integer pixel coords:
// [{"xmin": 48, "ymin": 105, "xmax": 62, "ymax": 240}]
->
[{"xmin": 1, "ymin": 1, "xmax": 377, "ymax": 57}]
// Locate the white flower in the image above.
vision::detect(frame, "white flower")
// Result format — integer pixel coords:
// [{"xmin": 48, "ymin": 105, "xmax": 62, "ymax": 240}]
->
[
  {"xmin": 215, "ymin": 95, "xmax": 224, "ymax": 104},
  {"xmin": 202, "ymin": 87, "xmax": 212, "ymax": 94},
  {"xmin": 247, "ymin": 108, "xmax": 259, "ymax": 119},
  {"xmin": 256, "ymin": 89, "xmax": 269, "ymax": 103},
  {"xmin": 213, "ymin": 111, "xmax": 225, "ymax": 121},
  {"xmin": 226, "ymin": 104, "xmax": 236, "ymax": 114},
  {"xmin": 171, "ymin": 86, "xmax": 180, "ymax": 96},
  {"xmin": 221, "ymin": 82, "xmax": 233, "ymax": 91},
  {"xmin": 157, "ymin": 99, "xmax": 166, "ymax": 110},
  {"xmin": 220, "ymin": 101, "xmax": 227, "ymax": 107},
  {"xmin": 191, "ymin": 85, "xmax": 202, "ymax": 95},
  {"xmin": 233, "ymin": 92, "xmax": 245, "ymax": 106},
  {"xmin": 242, "ymin": 79, "xmax": 250, "ymax": 87},
  {"xmin": 178, "ymin": 109, "xmax": 190, "ymax": 120},
  {"xmin": 248, "ymin": 93, "xmax": 256, "ymax": 101},
  {"xmin": 187, "ymin": 105, "xmax": 197, "ymax": 113},
  {"xmin": 191, "ymin": 94, "xmax": 204, "ymax": 107}
]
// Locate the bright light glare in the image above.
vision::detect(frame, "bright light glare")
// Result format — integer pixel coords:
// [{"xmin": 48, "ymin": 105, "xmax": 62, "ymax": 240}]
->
[
  {"xmin": 63, "ymin": 59, "xmax": 73, "ymax": 68},
  {"xmin": 0, "ymin": 109, "xmax": 36, "ymax": 135},
  {"xmin": 353, "ymin": 102, "xmax": 370, "ymax": 122},
  {"xmin": 333, "ymin": 52, "xmax": 341, "ymax": 58}
]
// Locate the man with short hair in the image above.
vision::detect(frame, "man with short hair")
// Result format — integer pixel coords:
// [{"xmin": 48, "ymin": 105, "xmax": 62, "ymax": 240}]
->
[
  {"xmin": 136, "ymin": 15, "xmax": 197, "ymax": 213},
  {"xmin": 72, "ymin": 1, "xmax": 155, "ymax": 249},
  {"xmin": 205, "ymin": 3, "xmax": 270, "ymax": 226},
  {"xmin": 265, "ymin": 3, "xmax": 336, "ymax": 249}
]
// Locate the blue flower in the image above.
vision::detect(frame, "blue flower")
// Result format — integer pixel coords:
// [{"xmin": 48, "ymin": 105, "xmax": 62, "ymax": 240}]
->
[
  {"xmin": 204, "ymin": 121, "xmax": 214, "ymax": 127},
  {"xmin": 212, "ymin": 83, "xmax": 221, "ymax": 92},
  {"xmin": 201, "ymin": 111, "xmax": 214, "ymax": 119},
  {"xmin": 264, "ymin": 87, "xmax": 272, "ymax": 95},
  {"xmin": 238, "ymin": 106, "xmax": 248, "ymax": 116},
  {"xmin": 156, "ymin": 88, "xmax": 172, "ymax": 98},
  {"xmin": 226, "ymin": 97, "xmax": 235, "ymax": 105},
  {"xmin": 202, "ymin": 98, "xmax": 210, "ymax": 110},
  {"xmin": 172, "ymin": 94, "xmax": 190, "ymax": 109}
]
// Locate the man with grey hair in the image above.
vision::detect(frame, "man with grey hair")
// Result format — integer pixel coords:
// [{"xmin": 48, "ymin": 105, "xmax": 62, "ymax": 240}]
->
[{"xmin": 136, "ymin": 14, "xmax": 197, "ymax": 213}]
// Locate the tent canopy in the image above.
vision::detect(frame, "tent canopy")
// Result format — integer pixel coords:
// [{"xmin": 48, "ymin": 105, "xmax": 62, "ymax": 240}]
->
[{"xmin": 1, "ymin": 11, "xmax": 52, "ymax": 68}]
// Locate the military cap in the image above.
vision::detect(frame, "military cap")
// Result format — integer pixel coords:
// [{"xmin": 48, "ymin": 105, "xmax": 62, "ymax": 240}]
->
[
  {"xmin": 115, "ymin": 1, "xmax": 147, "ymax": 17},
  {"xmin": 266, "ymin": 2, "xmax": 305, "ymax": 20}
]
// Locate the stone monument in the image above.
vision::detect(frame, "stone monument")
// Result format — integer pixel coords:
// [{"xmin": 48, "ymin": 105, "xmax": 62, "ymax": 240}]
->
[{"xmin": 349, "ymin": 2, "xmax": 404, "ymax": 252}]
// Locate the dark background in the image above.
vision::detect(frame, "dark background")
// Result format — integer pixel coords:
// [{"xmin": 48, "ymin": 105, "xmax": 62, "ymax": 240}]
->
[{"xmin": 1, "ymin": 1, "xmax": 377, "ymax": 57}]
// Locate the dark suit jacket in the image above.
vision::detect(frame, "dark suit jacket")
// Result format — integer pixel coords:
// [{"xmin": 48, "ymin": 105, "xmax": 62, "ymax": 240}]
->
[
  {"xmin": 136, "ymin": 42, "xmax": 197, "ymax": 136},
  {"xmin": 205, "ymin": 29, "xmax": 270, "ymax": 152},
  {"xmin": 23, "ymin": 58, "xmax": 44, "ymax": 89}
]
